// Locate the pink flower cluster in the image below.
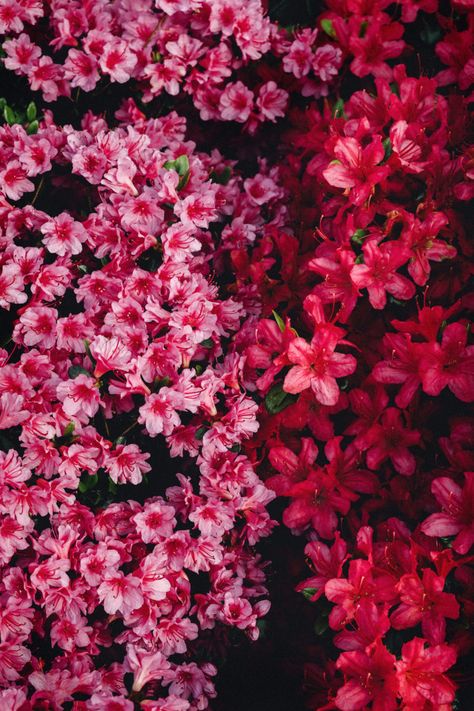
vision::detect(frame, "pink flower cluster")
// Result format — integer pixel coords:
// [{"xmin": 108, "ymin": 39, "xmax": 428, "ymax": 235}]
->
[
  {"xmin": 0, "ymin": 102, "xmax": 289, "ymax": 707},
  {"xmin": 1, "ymin": 0, "xmax": 344, "ymax": 131}
]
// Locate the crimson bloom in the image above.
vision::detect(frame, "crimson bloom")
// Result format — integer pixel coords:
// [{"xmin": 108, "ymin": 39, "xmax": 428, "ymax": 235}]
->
[
  {"xmin": 421, "ymin": 472, "xmax": 474, "ymax": 554},
  {"xmin": 350, "ymin": 239, "xmax": 416, "ymax": 310},
  {"xmin": 283, "ymin": 327, "xmax": 357, "ymax": 406},
  {"xmin": 283, "ymin": 469, "xmax": 352, "ymax": 538},
  {"xmin": 395, "ymin": 638, "xmax": 457, "ymax": 707},
  {"xmin": 308, "ymin": 248, "xmax": 359, "ymax": 322},
  {"xmin": 420, "ymin": 323, "xmax": 474, "ymax": 403},
  {"xmin": 325, "ymin": 559, "xmax": 396, "ymax": 630},
  {"xmin": 390, "ymin": 569, "xmax": 460, "ymax": 644},
  {"xmin": 323, "ymin": 136, "xmax": 390, "ymax": 206},
  {"xmin": 372, "ymin": 333, "xmax": 424, "ymax": 408},
  {"xmin": 357, "ymin": 407, "xmax": 421, "ymax": 476},
  {"xmin": 296, "ymin": 533, "xmax": 348, "ymax": 602},
  {"xmin": 335, "ymin": 640, "xmax": 398, "ymax": 711}
]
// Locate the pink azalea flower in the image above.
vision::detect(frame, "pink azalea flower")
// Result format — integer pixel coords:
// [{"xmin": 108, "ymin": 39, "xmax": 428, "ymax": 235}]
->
[
  {"xmin": 219, "ymin": 81, "xmax": 254, "ymax": 123},
  {"xmin": 104, "ymin": 444, "xmax": 151, "ymax": 485},
  {"xmin": 99, "ymin": 39, "xmax": 136, "ymax": 84},
  {"xmin": 256, "ymin": 81, "xmax": 288, "ymax": 122},
  {"xmin": 125, "ymin": 644, "xmax": 171, "ymax": 692},
  {"xmin": 133, "ymin": 501, "xmax": 176, "ymax": 543},
  {"xmin": 138, "ymin": 390, "xmax": 182, "ymax": 437},
  {"xmin": 0, "ymin": 642, "xmax": 31, "ymax": 683},
  {"xmin": 98, "ymin": 572, "xmax": 143, "ymax": 615},
  {"xmin": 89, "ymin": 336, "xmax": 132, "ymax": 378},
  {"xmin": 0, "ymin": 160, "xmax": 34, "ymax": 201},
  {"xmin": 56, "ymin": 375, "xmax": 101, "ymax": 422}
]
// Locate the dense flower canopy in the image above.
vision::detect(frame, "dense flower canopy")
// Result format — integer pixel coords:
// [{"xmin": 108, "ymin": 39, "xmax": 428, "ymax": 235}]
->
[{"xmin": 0, "ymin": 0, "xmax": 473, "ymax": 709}]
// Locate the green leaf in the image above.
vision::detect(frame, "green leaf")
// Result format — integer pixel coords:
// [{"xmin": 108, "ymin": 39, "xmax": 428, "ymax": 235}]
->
[
  {"xmin": 68, "ymin": 365, "xmax": 91, "ymax": 379},
  {"xmin": 108, "ymin": 478, "xmax": 118, "ymax": 495},
  {"xmin": 382, "ymin": 137, "xmax": 392, "ymax": 161},
  {"xmin": 332, "ymin": 98, "xmax": 345, "ymax": 119},
  {"xmin": 200, "ymin": 338, "xmax": 214, "ymax": 349},
  {"xmin": 175, "ymin": 155, "xmax": 189, "ymax": 176},
  {"xmin": 354, "ymin": 254, "xmax": 364, "ymax": 264},
  {"xmin": 211, "ymin": 166, "xmax": 232, "ymax": 185},
  {"xmin": 84, "ymin": 340, "xmax": 93, "ymax": 361},
  {"xmin": 195, "ymin": 426, "xmax": 207, "ymax": 440},
  {"xmin": 164, "ymin": 155, "xmax": 190, "ymax": 190},
  {"xmin": 359, "ymin": 20, "xmax": 368, "ymax": 38},
  {"xmin": 351, "ymin": 229, "xmax": 367, "ymax": 245},
  {"xmin": 301, "ymin": 587, "xmax": 317, "ymax": 600},
  {"xmin": 26, "ymin": 120, "xmax": 39, "ymax": 135},
  {"xmin": 26, "ymin": 102, "xmax": 37, "ymax": 122},
  {"xmin": 265, "ymin": 383, "xmax": 298, "ymax": 415},
  {"xmin": 321, "ymin": 19, "xmax": 336, "ymax": 38},
  {"xmin": 272, "ymin": 310, "xmax": 286, "ymax": 332},
  {"xmin": 164, "ymin": 154, "xmax": 189, "ymax": 176},
  {"xmin": 63, "ymin": 422, "xmax": 75, "ymax": 438},
  {"xmin": 0, "ymin": 98, "xmax": 7, "ymax": 112},
  {"xmin": 3, "ymin": 105, "xmax": 16, "ymax": 125},
  {"xmin": 78, "ymin": 473, "xmax": 98, "ymax": 493}
]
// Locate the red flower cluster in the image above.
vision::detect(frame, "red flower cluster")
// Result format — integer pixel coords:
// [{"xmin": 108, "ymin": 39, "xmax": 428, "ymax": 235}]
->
[{"xmin": 237, "ymin": 3, "xmax": 473, "ymax": 709}]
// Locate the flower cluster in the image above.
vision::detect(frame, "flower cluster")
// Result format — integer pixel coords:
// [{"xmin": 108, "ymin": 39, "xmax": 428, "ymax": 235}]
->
[
  {"xmin": 1, "ymin": 0, "xmax": 473, "ymax": 708},
  {"xmin": 2, "ymin": 0, "xmax": 343, "ymax": 132},
  {"xmin": 0, "ymin": 100, "xmax": 290, "ymax": 707},
  {"xmin": 237, "ymin": 2, "xmax": 474, "ymax": 709}
]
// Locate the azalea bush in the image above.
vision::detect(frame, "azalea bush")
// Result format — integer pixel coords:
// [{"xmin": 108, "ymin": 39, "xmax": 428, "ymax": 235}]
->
[{"xmin": 0, "ymin": 0, "xmax": 473, "ymax": 709}]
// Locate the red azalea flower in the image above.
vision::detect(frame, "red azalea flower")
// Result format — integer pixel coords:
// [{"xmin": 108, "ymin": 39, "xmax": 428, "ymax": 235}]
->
[
  {"xmin": 283, "ymin": 327, "xmax": 357, "ymax": 406},
  {"xmin": 323, "ymin": 136, "xmax": 390, "ymax": 206},
  {"xmin": 390, "ymin": 568, "xmax": 460, "ymax": 644},
  {"xmin": 334, "ymin": 600, "xmax": 391, "ymax": 652},
  {"xmin": 296, "ymin": 533, "xmax": 348, "ymax": 601},
  {"xmin": 266, "ymin": 437, "xmax": 318, "ymax": 496},
  {"xmin": 357, "ymin": 407, "xmax": 421, "ymax": 476},
  {"xmin": 325, "ymin": 559, "xmax": 397, "ymax": 630},
  {"xmin": 349, "ymin": 15, "xmax": 405, "ymax": 81},
  {"xmin": 372, "ymin": 333, "xmax": 424, "ymax": 408},
  {"xmin": 420, "ymin": 322, "xmax": 474, "ymax": 402},
  {"xmin": 335, "ymin": 640, "xmax": 398, "ymax": 711},
  {"xmin": 421, "ymin": 472, "xmax": 474, "ymax": 554},
  {"xmin": 350, "ymin": 239, "xmax": 416, "ymax": 310},
  {"xmin": 395, "ymin": 638, "xmax": 457, "ymax": 707},
  {"xmin": 308, "ymin": 247, "xmax": 359, "ymax": 322},
  {"xmin": 283, "ymin": 469, "xmax": 351, "ymax": 538}
]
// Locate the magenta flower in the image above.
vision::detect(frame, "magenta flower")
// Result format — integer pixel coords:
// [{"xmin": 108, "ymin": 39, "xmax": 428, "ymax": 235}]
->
[
  {"xmin": 420, "ymin": 322, "xmax": 474, "ymax": 402},
  {"xmin": 335, "ymin": 641, "xmax": 398, "ymax": 711},
  {"xmin": 395, "ymin": 639, "xmax": 457, "ymax": 707},
  {"xmin": 421, "ymin": 473, "xmax": 474, "ymax": 554},
  {"xmin": 323, "ymin": 136, "xmax": 390, "ymax": 205},
  {"xmin": 357, "ymin": 407, "xmax": 421, "ymax": 476},
  {"xmin": 350, "ymin": 239, "xmax": 416, "ymax": 310},
  {"xmin": 390, "ymin": 569, "xmax": 460, "ymax": 644},
  {"xmin": 283, "ymin": 328, "xmax": 356, "ymax": 406}
]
